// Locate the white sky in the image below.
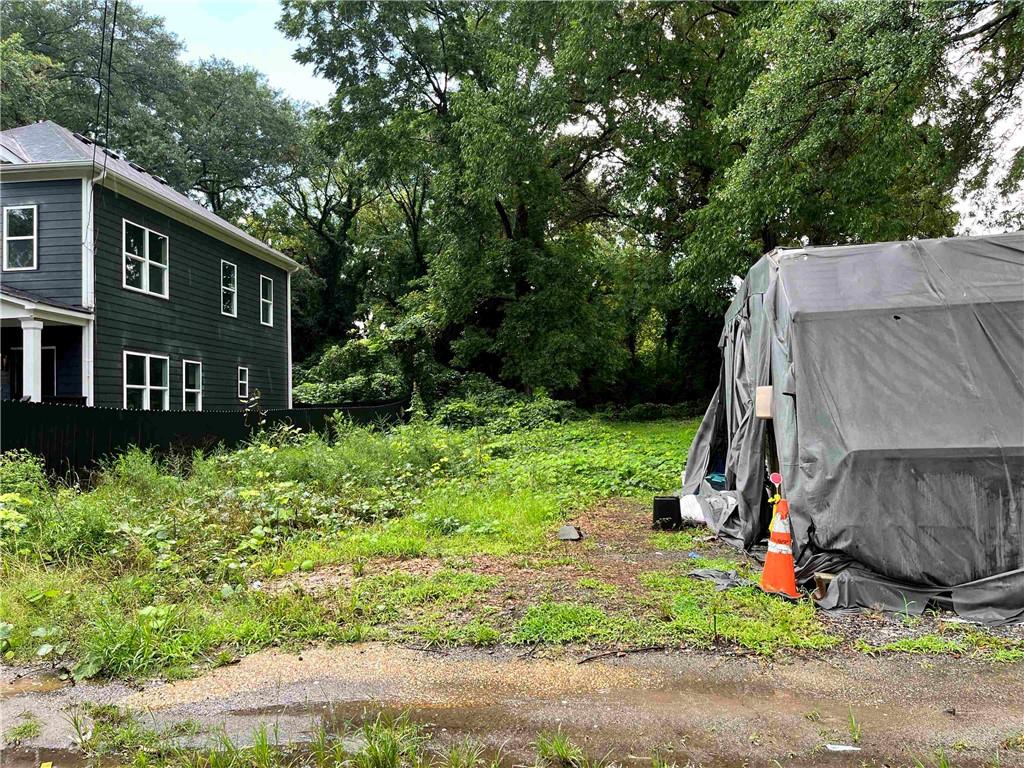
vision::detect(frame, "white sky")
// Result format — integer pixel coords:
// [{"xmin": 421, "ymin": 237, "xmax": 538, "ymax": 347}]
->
[{"xmin": 136, "ymin": 0, "xmax": 333, "ymax": 107}]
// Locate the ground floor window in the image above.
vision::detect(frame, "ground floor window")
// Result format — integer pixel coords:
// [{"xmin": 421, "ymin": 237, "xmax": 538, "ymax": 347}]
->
[
  {"xmin": 183, "ymin": 359, "xmax": 202, "ymax": 411},
  {"xmin": 237, "ymin": 366, "xmax": 249, "ymax": 400},
  {"xmin": 124, "ymin": 351, "xmax": 169, "ymax": 410}
]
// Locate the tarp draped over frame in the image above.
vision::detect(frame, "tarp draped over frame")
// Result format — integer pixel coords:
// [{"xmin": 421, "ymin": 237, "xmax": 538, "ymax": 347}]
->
[{"xmin": 682, "ymin": 233, "xmax": 1024, "ymax": 625}]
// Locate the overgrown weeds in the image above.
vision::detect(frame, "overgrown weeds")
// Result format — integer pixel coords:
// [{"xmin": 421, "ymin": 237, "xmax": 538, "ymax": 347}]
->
[{"xmin": 0, "ymin": 418, "xmax": 694, "ymax": 677}]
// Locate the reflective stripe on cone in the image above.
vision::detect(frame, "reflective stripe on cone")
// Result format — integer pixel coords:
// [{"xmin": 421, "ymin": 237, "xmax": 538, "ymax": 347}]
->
[{"xmin": 760, "ymin": 498, "xmax": 801, "ymax": 599}]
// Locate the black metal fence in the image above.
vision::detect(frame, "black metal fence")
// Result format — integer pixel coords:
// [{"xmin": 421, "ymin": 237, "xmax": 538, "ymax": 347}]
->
[{"xmin": 0, "ymin": 399, "xmax": 408, "ymax": 474}]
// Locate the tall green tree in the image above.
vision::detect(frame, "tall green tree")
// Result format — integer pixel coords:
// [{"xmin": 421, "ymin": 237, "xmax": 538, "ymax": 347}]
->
[
  {"xmin": 0, "ymin": 33, "xmax": 58, "ymax": 128},
  {"xmin": 261, "ymin": 118, "xmax": 374, "ymax": 352},
  {"xmin": 159, "ymin": 59, "xmax": 300, "ymax": 218},
  {"xmin": 3, "ymin": 2, "xmax": 300, "ymax": 220},
  {"xmin": 281, "ymin": 2, "xmax": 635, "ymax": 394},
  {"xmin": 2, "ymin": 0, "xmax": 184, "ymax": 154}
]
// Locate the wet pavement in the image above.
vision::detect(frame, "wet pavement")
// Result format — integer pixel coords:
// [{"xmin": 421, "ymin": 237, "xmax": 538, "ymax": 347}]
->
[{"xmin": 3, "ymin": 643, "xmax": 1023, "ymax": 767}]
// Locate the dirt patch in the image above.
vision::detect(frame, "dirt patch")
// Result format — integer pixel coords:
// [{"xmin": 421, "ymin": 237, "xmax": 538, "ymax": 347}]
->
[
  {"xmin": 262, "ymin": 556, "xmax": 448, "ymax": 597},
  {"xmin": 260, "ymin": 498, "xmax": 1024, "ymax": 652}
]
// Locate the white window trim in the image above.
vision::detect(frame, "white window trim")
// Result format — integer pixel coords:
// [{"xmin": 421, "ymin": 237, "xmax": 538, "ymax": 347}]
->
[
  {"xmin": 221, "ymin": 260, "xmax": 238, "ymax": 318},
  {"xmin": 123, "ymin": 350, "xmax": 170, "ymax": 410},
  {"xmin": 260, "ymin": 275, "xmax": 274, "ymax": 327},
  {"xmin": 182, "ymin": 359, "xmax": 202, "ymax": 412},
  {"xmin": 122, "ymin": 218, "xmax": 169, "ymax": 299},
  {"xmin": 3, "ymin": 205, "xmax": 38, "ymax": 271},
  {"xmin": 237, "ymin": 366, "xmax": 249, "ymax": 400}
]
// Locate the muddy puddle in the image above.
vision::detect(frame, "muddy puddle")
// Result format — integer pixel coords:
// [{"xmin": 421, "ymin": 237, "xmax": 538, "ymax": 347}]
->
[
  {"xmin": 1, "ymin": 669, "xmax": 72, "ymax": 701},
  {"xmin": 3, "ymin": 644, "xmax": 1024, "ymax": 768}
]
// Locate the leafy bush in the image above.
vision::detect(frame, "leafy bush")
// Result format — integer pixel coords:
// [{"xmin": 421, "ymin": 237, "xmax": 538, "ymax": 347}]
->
[
  {"xmin": 607, "ymin": 402, "xmax": 705, "ymax": 421},
  {"xmin": 0, "ymin": 450, "xmax": 48, "ymax": 501},
  {"xmin": 294, "ymin": 339, "xmax": 406, "ymax": 404},
  {"xmin": 433, "ymin": 400, "xmax": 487, "ymax": 429},
  {"xmin": 491, "ymin": 393, "xmax": 578, "ymax": 432},
  {"xmin": 431, "ymin": 376, "xmax": 578, "ymax": 432}
]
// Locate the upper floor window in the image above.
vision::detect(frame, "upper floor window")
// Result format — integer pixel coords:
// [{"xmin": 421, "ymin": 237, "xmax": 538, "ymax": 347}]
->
[
  {"xmin": 221, "ymin": 260, "xmax": 237, "ymax": 317},
  {"xmin": 183, "ymin": 360, "xmax": 202, "ymax": 411},
  {"xmin": 124, "ymin": 351, "xmax": 169, "ymax": 410},
  {"xmin": 123, "ymin": 220, "xmax": 168, "ymax": 298},
  {"xmin": 260, "ymin": 275, "xmax": 274, "ymax": 326},
  {"xmin": 3, "ymin": 205, "xmax": 37, "ymax": 271}
]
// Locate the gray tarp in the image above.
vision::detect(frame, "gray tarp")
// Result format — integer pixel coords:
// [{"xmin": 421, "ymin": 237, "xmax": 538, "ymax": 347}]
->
[{"xmin": 681, "ymin": 233, "xmax": 1024, "ymax": 625}]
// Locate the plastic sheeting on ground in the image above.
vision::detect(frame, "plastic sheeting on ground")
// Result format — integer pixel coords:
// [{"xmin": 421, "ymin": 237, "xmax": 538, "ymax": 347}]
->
[{"xmin": 681, "ymin": 233, "xmax": 1024, "ymax": 625}]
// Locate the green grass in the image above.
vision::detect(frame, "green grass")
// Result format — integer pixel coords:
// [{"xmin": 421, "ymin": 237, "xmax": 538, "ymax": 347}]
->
[
  {"xmin": 3, "ymin": 711, "xmax": 41, "ymax": 745},
  {"xmin": 535, "ymin": 729, "xmax": 586, "ymax": 768},
  {"xmin": 855, "ymin": 627, "xmax": 1024, "ymax": 662},
  {"xmin": 511, "ymin": 556, "xmax": 842, "ymax": 656},
  {"xmin": 514, "ymin": 602, "xmax": 649, "ymax": 645},
  {"xmin": 649, "ymin": 528, "xmax": 708, "ymax": 552},
  {"xmin": 639, "ymin": 563, "xmax": 841, "ymax": 654},
  {"xmin": 577, "ymin": 577, "xmax": 618, "ymax": 597},
  {"xmin": 69, "ymin": 710, "xmax": 635, "ymax": 768},
  {"xmin": 3, "ymin": 415, "xmax": 1019, "ymax": 678},
  {"xmin": 0, "ymin": 418, "xmax": 695, "ymax": 678}
]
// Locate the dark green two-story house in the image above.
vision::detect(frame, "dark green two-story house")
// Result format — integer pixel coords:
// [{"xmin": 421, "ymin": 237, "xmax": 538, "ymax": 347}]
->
[{"xmin": 0, "ymin": 121, "xmax": 298, "ymax": 410}]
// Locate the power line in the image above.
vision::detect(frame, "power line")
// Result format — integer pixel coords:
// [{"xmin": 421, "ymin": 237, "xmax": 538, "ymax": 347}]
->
[
  {"xmin": 88, "ymin": 0, "xmax": 109, "ymax": 171},
  {"xmin": 98, "ymin": 0, "xmax": 120, "ymax": 182}
]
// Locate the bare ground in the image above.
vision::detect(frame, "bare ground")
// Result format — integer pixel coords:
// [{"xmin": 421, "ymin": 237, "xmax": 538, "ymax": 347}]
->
[{"xmin": 266, "ymin": 498, "xmax": 1024, "ymax": 649}]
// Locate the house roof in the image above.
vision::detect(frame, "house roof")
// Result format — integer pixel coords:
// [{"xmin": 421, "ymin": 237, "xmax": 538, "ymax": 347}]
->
[
  {"xmin": 0, "ymin": 283, "xmax": 94, "ymax": 326},
  {"xmin": 0, "ymin": 121, "xmax": 298, "ymax": 272},
  {"xmin": 0, "ymin": 283, "xmax": 91, "ymax": 313}
]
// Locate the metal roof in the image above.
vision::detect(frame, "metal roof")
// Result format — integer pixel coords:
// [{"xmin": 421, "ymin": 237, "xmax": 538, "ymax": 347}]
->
[{"xmin": 0, "ymin": 121, "xmax": 297, "ymax": 272}]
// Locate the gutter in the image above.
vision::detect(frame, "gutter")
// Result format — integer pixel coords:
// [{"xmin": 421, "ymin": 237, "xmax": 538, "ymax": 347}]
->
[{"xmin": 1, "ymin": 161, "xmax": 299, "ymax": 273}]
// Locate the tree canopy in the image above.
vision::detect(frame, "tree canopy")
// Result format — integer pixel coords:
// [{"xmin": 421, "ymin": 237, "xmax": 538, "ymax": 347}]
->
[
  {"xmin": 2, "ymin": 0, "xmax": 299, "ymax": 220},
  {"xmin": 280, "ymin": 0, "xmax": 1023, "ymax": 401}
]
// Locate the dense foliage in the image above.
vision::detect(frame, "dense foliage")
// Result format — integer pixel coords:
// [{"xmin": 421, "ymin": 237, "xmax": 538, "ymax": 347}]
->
[{"xmin": 3, "ymin": 1, "xmax": 1022, "ymax": 406}]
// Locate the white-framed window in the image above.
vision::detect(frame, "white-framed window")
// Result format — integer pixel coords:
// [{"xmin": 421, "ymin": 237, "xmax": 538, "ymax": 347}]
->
[
  {"xmin": 182, "ymin": 359, "xmax": 202, "ymax": 411},
  {"xmin": 122, "ymin": 219, "xmax": 169, "ymax": 298},
  {"xmin": 221, "ymin": 260, "xmax": 237, "ymax": 317},
  {"xmin": 237, "ymin": 366, "xmax": 249, "ymax": 400},
  {"xmin": 3, "ymin": 205, "xmax": 38, "ymax": 271},
  {"xmin": 123, "ymin": 351, "xmax": 169, "ymax": 410},
  {"xmin": 260, "ymin": 275, "xmax": 274, "ymax": 326}
]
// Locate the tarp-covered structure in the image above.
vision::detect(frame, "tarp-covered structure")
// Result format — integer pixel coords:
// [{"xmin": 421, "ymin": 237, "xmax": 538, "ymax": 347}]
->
[{"xmin": 681, "ymin": 233, "xmax": 1024, "ymax": 625}]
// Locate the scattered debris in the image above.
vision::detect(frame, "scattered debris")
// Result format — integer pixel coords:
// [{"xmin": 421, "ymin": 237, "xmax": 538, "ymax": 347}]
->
[
  {"xmin": 652, "ymin": 496, "xmax": 682, "ymax": 529},
  {"xmin": 557, "ymin": 525, "xmax": 583, "ymax": 541},
  {"xmin": 824, "ymin": 744, "xmax": 862, "ymax": 752},
  {"xmin": 812, "ymin": 572, "xmax": 835, "ymax": 600},
  {"xmin": 688, "ymin": 568, "xmax": 751, "ymax": 591}
]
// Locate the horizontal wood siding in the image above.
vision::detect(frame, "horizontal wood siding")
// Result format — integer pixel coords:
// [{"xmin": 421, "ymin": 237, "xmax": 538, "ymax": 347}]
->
[
  {"xmin": 92, "ymin": 187, "xmax": 289, "ymax": 410},
  {"xmin": 0, "ymin": 179, "xmax": 82, "ymax": 305}
]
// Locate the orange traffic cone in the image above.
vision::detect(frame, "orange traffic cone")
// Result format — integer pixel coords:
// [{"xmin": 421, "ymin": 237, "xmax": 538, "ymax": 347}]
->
[{"xmin": 760, "ymin": 496, "xmax": 801, "ymax": 599}]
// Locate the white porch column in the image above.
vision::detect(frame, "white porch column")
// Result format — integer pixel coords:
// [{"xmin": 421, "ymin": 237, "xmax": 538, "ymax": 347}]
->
[{"xmin": 20, "ymin": 319, "xmax": 43, "ymax": 403}]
